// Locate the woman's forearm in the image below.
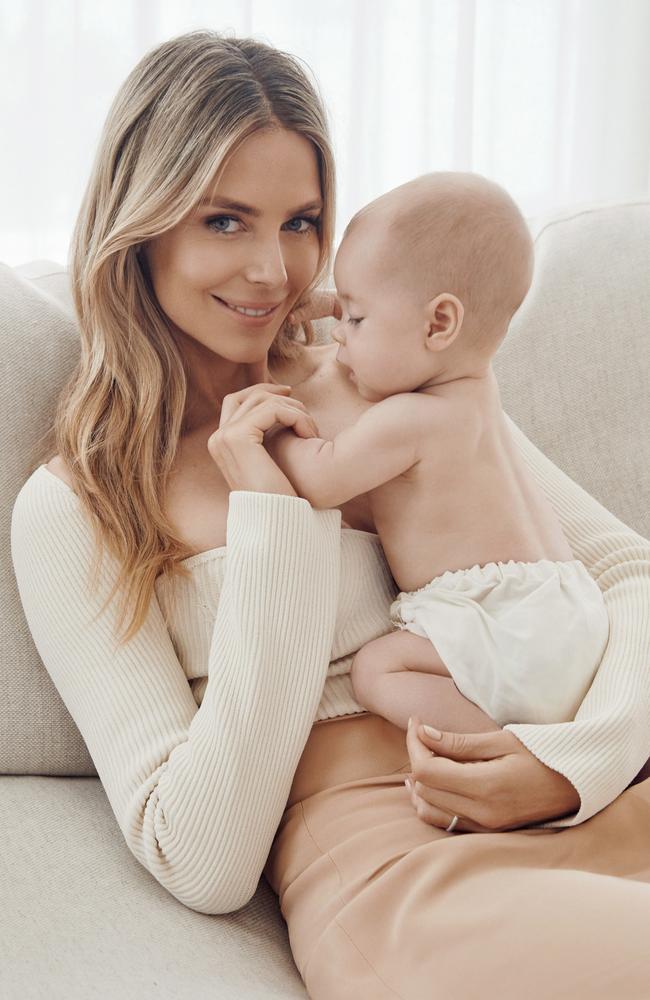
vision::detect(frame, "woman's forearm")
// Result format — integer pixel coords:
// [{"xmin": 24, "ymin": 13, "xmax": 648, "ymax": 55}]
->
[
  {"xmin": 502, "ymin": 412, "xmax": 650, "ymax": 827},
  {"xmin": 11, "ymin": 474, "xmax": 343, "ymax": 914}
]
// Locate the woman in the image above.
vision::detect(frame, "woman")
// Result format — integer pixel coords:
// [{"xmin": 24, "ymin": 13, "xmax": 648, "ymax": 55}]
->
[{"xmin": 10, "ymin": 30, "xmax": 650, "ymax": 999}]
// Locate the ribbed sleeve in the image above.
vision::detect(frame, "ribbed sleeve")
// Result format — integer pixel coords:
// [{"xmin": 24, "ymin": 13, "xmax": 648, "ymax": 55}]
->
[
  {"xmin": 502, "ymin": 413, "xmax": 650, "ymax": 828},
  {"xmin": 11, "ymin": 469, "xmax": 341, "ymax": 913}
]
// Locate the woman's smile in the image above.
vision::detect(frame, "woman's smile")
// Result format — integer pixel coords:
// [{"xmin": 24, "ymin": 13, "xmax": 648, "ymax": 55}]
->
[{"xmin": 210, "ymin": 293, "xmax": 284, "ymax": 326}]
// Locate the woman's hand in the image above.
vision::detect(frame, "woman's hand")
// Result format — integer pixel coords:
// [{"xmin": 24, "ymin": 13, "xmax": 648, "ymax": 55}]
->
[
  {"xmin": 207, "ymin": 382, "xmax": 319, "ymax": 494},
  {"xmin": 404, "ymin": 715, "xmax": 581, "ymax": 833},
  {"xmin": 287, "ymin": 289, "xmax": 342, "ymax": 326}
]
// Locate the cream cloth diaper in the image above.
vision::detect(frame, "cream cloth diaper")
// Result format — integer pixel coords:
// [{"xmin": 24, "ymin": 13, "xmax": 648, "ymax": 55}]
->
[{"xmin": 389, "ymin": 559, "xmax": 610, "ymax": 726}]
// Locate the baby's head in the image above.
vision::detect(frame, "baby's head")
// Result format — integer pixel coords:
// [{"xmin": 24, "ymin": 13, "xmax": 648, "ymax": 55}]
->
[{"xmin": 332, "ymin": 172, "xmax": 534, "ymax": 400}]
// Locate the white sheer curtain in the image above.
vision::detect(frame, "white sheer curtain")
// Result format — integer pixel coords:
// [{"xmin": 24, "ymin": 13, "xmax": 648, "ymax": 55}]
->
[{"xmin": 1, "ymin": 0, "xmax": 649, "ymax": 266}]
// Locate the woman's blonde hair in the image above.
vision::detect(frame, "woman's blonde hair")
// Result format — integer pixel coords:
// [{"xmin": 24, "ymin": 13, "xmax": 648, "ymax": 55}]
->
[{"xmin": 31, "ymin": 29, "xmax": 336, "ymax": 645}]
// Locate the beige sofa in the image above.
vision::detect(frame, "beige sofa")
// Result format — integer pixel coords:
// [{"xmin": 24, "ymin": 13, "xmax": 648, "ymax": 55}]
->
[{"xmin": 2, "ymin": 198, "xmax": 649, "ymax": 999}]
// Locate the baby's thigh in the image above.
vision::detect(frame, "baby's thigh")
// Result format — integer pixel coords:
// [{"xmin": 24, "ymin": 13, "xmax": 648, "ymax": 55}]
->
[{"xmin": 352, "ymin": 629, "xmax": 450, "ymax": 680}]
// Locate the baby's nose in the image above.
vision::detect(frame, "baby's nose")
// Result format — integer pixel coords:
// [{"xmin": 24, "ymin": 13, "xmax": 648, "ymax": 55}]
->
[{"xmin": 331, "ymin": 322, "xmax": 346, "ymax": 344}]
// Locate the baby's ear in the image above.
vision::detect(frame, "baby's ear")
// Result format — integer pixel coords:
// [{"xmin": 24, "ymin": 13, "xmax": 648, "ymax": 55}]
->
[{"xmin": 424, "ymin": 292, "xmax": 464, "ymax": 347}]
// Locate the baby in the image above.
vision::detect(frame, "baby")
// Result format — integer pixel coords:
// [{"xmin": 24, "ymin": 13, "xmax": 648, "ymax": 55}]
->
[{"xmin": 264, "ymin": 171, "xmax": 609, "ymax": 732}]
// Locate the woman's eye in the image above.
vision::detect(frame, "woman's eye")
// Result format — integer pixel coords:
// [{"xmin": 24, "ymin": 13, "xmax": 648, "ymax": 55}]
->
[
  {"xmin": 206, "ymin": 214, "xmax": 320, "ymax": 236},
  {"xmin": 284, "ymin": 215, "xmax": 321, "ymax": 234},
  {"xmin": 207, "ymin": 215, "xmax": 242, "ymax": 234}
]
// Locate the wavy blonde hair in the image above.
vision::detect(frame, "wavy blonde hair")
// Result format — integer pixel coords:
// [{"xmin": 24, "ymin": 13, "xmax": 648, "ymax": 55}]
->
[{"xmin": 31, "ymin": 30, "xmax": 336, "ymax": 646}]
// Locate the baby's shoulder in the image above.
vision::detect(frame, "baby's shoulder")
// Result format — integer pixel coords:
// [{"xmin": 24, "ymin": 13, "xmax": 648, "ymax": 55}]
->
[
  {"xmin": 271, "ymin": 339, "xmax": 336, "ymax": 389},
  {"xmin": 373, "ymin": 390, "xmax": 453, "ymax": 426}
]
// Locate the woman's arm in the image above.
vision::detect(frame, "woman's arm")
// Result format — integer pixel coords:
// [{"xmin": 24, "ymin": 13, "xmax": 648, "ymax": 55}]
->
[
  {"xmin": 11, "ymin": 468, "xmax": 341, "ymax": 913},
  {"xmin": 501, "ymin": 413, "xmax": 650, "ymax": 828},
  {"xmin": 404, "ymin": 414, "xmax": 650, "ymax": 832}
]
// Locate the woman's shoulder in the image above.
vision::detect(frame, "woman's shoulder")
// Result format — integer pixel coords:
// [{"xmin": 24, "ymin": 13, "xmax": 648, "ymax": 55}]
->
[
  {"xmin": 44, "ymin": 454, "xmax": 77, "ymax": 493},
  {"xmin": 11, "ymin": 459, "xmax": 86, "ymax": 564}
]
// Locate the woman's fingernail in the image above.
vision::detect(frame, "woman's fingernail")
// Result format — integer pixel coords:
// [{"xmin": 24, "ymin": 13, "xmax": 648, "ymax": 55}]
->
[
  {"xmin": 405, "ymin": 777, "xmax": 412, "ymax": 790},
  {"xmin": 408, "ymin": 717, "xmax": 412, "ymax": 730},
  {"xmin": 423, "ymin": 725, "xmax": 442, "ymax": 740}
]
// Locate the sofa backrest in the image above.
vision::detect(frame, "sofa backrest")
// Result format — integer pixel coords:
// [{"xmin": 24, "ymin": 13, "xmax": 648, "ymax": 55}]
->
[{"xmin": 3, "ymin": 198, "xmax": 650, "ymax": 776}]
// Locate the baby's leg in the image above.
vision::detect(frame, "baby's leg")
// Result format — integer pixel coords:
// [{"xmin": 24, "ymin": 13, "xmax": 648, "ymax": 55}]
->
[
  {"xmin": 351, "ymin": 630, "xmax": 451, "ymax": 731},
  {"xmin": 351, "ymin": 629, "xmax": 500, "ymax": 733}
]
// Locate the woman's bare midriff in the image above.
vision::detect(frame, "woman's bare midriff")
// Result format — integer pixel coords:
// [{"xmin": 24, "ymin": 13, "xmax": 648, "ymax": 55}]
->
[
  {"xmin": 46, "ymin": 340, "xmax": 377, "ymax": 556},
  {"xmin": 287, "ymin": 712, "xmax": 411, "ymax": 808}
]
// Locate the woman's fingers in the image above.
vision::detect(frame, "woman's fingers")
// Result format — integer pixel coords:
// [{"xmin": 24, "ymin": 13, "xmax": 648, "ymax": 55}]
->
[
  {"xmin": 267, "ymin": 400, "xmax": 320, "ymax": 438},
  {"xmin": 404, "ymin": 716, "xmax": 503, "ymax": 831},
  {"xmin": 264, "ymin": 398, "xmax": 319, "ymax": 439},
  {"xmin": 288, "ymin": 289, "xmax": 342, "ymax": 324},
  {"xmin": 405, "ymin": 716, "xmax": 581, "ymax": 832},
  {"xmin": 223, "ymin": 389, "xmax": 302, "ymax": 424},
  {"xmin": 404, "ymin": 778, "xmax": 487, "ymax": 834},
  {"xmin": 404, "ymin": 717, "xmax": 559, "ymax": 832},
  {"xmin": 408, "ymin": 768, "xmax": 489, "ymax": 826},
  {"xmin": 413, "ymin": 718, "xmax": 507, "ymax": 762},
  {"xmin": 219, "ymin": 382, "xmax": 292, "ymax": 425},
  {"xmin": 211, "ymin": 396, "xmax": 319, "ymax": 455},
  {"xmin": 406, "ymin": 722, "xmax": 479, "ymax": 800},
  {"xmin": 219, "ymin": 384, "xmax": 319, "ymax": 438},
  {"xmin": 205, "ymin": 381, "xmax": 321, "ymax": 494}
]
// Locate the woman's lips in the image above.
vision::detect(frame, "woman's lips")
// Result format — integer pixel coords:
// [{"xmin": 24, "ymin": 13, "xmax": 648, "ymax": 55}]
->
[{"xmin": 211, "ymin": 295, "xmax": 282, "ymax": 326}]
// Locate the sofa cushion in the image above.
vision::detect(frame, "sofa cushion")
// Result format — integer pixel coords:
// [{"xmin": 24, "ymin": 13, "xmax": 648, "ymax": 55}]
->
[
  {"xmin": 3, "ymin": 198, "xmax": 650, "ymax": 779},
  {"xmin": 493, "ymin": 199, "xmax": 650, "ymax": 540},
  {"xmin": 0, "ymin": 774, "xmax": 306, "ymax": 999},
  {"xmin": 1, "ymin": 262, "xmax": 90, "ymax": 776}
]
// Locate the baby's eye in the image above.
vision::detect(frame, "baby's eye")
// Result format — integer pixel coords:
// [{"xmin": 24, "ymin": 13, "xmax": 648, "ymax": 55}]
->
[
  {"xmin": 347, "ymin": 316, "xmax": 363, "ymax": 326},
  {"xmin": 206, "ymin": 215, "xmax": 242, "ymax": 234}
]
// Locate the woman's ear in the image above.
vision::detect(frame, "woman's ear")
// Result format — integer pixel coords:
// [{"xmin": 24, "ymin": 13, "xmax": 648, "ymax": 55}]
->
[{"xmin": 424, "ymin": 292, "xmax": 464, "ymax": 350}]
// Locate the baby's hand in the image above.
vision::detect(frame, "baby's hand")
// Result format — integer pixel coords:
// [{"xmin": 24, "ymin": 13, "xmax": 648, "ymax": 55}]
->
[{"xmin": 288, "ymin": 290, "xmax": 342, "ymax": 326}]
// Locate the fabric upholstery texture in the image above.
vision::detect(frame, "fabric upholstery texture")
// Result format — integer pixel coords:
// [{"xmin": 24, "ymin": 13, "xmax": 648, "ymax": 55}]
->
[{"xmin": 2, "ymin": 774, "xmax": 307, "ymax": 999}]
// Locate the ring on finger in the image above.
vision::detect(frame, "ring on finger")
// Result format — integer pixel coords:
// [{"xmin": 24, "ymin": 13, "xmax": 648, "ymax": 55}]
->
[{"xmin": 445, "ymin": 814, "xmax": 460, "ymax": 833}]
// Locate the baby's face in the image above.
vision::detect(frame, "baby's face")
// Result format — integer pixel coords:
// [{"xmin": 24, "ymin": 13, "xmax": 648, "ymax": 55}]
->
[{"xmin": 331, "ymin": 233, "xmax": 431, "ymax": 402}]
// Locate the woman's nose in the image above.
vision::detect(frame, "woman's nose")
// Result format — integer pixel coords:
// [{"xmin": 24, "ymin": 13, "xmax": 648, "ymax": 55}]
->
[{"xmin": 244, "ymin": 239, "xmax": 288, "ymax": 287}]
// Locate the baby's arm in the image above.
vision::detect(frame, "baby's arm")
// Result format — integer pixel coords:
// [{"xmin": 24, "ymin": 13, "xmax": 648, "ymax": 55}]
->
[{"xmin": 265, "ymin": 393, "xmax": 435, "ymax": 508}]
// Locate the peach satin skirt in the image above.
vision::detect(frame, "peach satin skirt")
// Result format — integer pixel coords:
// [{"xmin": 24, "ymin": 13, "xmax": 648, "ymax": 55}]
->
[{"xmin": 264, "ymin": 713, "xmax": 650, "ymax": 1000}]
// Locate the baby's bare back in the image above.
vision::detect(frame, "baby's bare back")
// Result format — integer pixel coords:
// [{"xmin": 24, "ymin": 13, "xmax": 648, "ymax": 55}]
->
[{"xmin": 370, "ymin": 371, "xmax": 573, "ymax": 593}]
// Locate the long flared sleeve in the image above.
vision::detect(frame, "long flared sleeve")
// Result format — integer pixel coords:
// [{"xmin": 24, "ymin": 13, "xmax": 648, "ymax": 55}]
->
[
  {"xmin": 11, "ymin": 468, "xmax": 341, "ymax": 912},
  {"xmin": 502, "ymin": 414, "xmax": 650, "ymax": 828}
]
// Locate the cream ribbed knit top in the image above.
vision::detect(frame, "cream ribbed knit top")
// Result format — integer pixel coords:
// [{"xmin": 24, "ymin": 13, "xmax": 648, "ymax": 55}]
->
[{"xmin": 10, "ymin": 413, "xmax": 650, "ymax": 914}]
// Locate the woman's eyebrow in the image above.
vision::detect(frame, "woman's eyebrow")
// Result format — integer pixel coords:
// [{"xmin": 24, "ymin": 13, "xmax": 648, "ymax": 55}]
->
[{"xmin": 198, "ymin": 197, "xmax": 323, "ymax": 216}]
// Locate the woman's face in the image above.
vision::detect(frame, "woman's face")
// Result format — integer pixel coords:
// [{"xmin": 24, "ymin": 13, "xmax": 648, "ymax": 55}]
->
[{"xmin": 144, "ymin": 128, "xmax": 323, "ymax": 366}]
